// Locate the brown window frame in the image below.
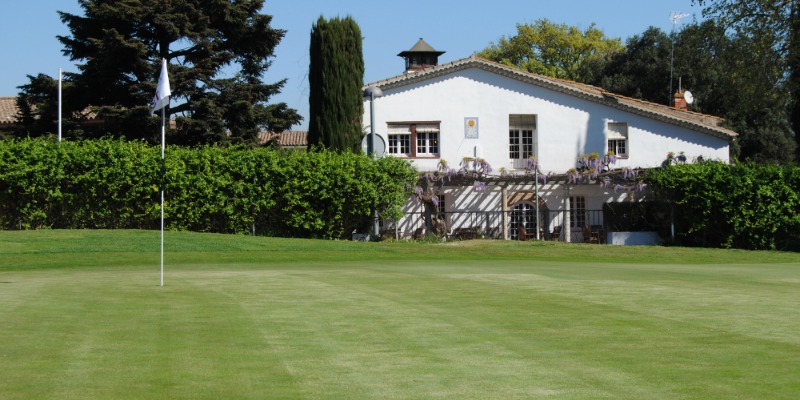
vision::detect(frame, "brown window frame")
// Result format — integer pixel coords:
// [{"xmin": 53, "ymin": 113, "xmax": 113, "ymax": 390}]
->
[{"xmin": 387, "ymin": 121, "xmax": 441, "ymax": 158}]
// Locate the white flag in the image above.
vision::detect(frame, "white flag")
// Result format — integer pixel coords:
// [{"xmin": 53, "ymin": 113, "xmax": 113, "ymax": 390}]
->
[{"xmin": 151, "ymin": 58, "xmax": 171, "ymax": 113}]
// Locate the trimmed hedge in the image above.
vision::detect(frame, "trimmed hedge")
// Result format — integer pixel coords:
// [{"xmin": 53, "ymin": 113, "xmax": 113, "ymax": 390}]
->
[
  {"xmin": 0, "ymin": 138, "xmax": 417, "ymax": 239},
  {"xmin": 646, "ymin": 161, "xmax": 800, "ymax": 251}
]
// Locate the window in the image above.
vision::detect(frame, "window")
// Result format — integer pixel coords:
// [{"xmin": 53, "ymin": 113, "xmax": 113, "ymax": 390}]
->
[
  {"xmin": 510, "ymin": 202, "xmax": 536, "ymax": 240},
  {"xmin": 509, "ymin": 115, "xmax": 537, "ymax": 168},
  {"xmin": 387, "ymin": 122, "xmax": 440, "ymax": 157},
  {"xmin": 388, "ymin": 125, "xmax": 411, "ymax": 156},
  {"xmin": 607, "ymin": 122, "xmax": 628, "ymax": 157},
  {"xmin": 570, "ymin": 196, "xmax": 586, "ymax": 228},
  {"xmin": 436, "ymin": 194, "xmax": 446, "ymax": 215},
  {"xmin": 416, "ymin": 124, "xmax": 440, "ymax": 156}
]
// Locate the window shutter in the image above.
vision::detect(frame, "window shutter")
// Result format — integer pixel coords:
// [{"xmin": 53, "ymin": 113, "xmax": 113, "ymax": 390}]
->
[
  {"xmin": 416, "ymin": 124, "xmax": 439, "ymax": 133},
  {"xmin": 388, "ymin": 124, "xmax": 411, "ymax": 134},
  {"xmin": 607, "ymin": 122, "xmax": 628, "ymax": 140}
]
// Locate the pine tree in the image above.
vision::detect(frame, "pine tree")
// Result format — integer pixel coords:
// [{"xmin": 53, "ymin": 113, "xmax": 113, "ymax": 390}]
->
[
  {"xmin": 308, "ymin": 16, "xmax": 365, "ymax": 152},
  {"xmin": 16, "ymin": 0, "xmax": 300, "ymax": 144}
]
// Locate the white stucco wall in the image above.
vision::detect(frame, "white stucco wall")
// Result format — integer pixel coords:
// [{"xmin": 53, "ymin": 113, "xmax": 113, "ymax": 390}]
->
[
  {"xmin": 364, "ymin": 67, "xmax": 730, "ymax": 175},
  {"xmin": 366, "ymin": 64, "xmax": 731, "ymax": 240}
]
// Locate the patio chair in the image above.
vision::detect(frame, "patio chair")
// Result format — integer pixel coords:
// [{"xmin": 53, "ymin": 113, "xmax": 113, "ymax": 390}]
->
[
  {"xmin": 583, "ymin": 224, "xmax": 600, "ymax": 244},
  {"xmin": 550, "ymin": 225, "xmax": 562, "ymax": 241},
  {"xmin": 518, "ymin": 225, "xmax": 528, "ymax": 241}
]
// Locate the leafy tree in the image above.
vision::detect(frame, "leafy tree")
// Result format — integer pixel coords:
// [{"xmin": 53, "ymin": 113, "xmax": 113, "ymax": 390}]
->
[
  {"xmin": 15, "ymin": 0, "xmax": 300, "ymax": 144},
  {"xmin": 307, "ymin": 16, "xmax": 365, "ymax": 152},
  {"xmin": 477, "ymin": 19, "xmax": 624, "ymax": 82},
  {"xmin": 600, "ymin": 22, "xmax": 796, "ymax": 163},
  {"xmin": 676, "ymin": 21, "xmax": 794, "ymax": 163},
  {"xmin": 597, "ymin": 27, "xmax": 673, "ymax": 104},
  {"xmin": 694, "ymin": 0, "xmax": 800, "ymax": 161}
]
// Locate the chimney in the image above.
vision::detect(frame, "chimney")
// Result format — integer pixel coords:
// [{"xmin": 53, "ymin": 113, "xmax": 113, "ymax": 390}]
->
[
  {"xmin": 398, "ymin": 38, "xmax": 445, "ymax": 73},
  {"xmin": 674, "ymin": 91, "xmax": 687, "ymax": 110}
]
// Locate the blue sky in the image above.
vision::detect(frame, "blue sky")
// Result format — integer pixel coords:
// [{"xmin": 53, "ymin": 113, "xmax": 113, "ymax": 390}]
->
[{"xmin": 0, "ymin": 0, "xmax": 703, "ymax": 130}]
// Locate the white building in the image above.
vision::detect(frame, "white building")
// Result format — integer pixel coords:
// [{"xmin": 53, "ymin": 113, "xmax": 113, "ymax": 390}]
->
[{"xmin": 363, "ymin": 39, "xmax": 737, "ymax": 242}]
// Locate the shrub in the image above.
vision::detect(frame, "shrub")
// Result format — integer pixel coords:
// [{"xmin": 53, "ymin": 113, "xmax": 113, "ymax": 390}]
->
[
  {"xmin": 0, "ymin": 138, "xmax": 417, "ymax": 239},
  {"xmin": 646, "ymin": 161, "xmax": 800, "ymax": 250}
]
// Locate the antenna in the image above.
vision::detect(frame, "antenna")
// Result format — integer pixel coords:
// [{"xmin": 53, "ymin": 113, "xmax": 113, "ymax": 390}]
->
[
  {"xmin": 670, "ymin": 11, "xmax": 690, "ymax": 25},
  {"xmin": 669, "ymin": 11, "xmax": 690, "ymax": 105}
]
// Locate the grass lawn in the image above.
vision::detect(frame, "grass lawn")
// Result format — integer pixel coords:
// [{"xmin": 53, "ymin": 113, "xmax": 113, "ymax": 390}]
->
[{"xmin": 1, "ymin": 230, "xmax": 798, "ymax": 399}]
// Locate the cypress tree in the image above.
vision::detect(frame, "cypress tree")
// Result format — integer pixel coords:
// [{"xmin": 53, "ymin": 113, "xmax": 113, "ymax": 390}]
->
[{"xmin": 308, "ymin": 16, "xmax": 365, "ymax": 152}]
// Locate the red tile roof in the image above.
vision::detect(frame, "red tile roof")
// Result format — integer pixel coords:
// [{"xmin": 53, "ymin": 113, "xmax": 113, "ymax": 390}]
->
[
  {"xmin": 258, "ymin": 130, "xmax": 308, "ymax": 147},
  {"xmin": 0, "ymin": 97, "xmax": 18, "ymax": 125},
  {"xmin": 366, "ymin": 56, "xmax": 738, "ymax": 140}
]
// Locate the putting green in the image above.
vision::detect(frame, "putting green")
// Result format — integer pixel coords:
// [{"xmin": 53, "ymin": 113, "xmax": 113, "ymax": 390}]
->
[{"xmin": 1, "ymin": 231, "xmax": 798, "ymax": 399}]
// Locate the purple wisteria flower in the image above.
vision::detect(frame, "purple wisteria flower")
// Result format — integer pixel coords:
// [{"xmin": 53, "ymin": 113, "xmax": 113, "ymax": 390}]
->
[
  {"xmin": 477, "ymin": 158, "xmax": 493, "ymax": 174},
  {"xmin": 567, "ymin": 168, "xmax": 580, "ymax": 184},
  {"xmin": 621, "ymin": 167, "xmax": 635, "ymax": 180},
  {"xmin": 526, "ymin": 157, "xmax": 542, "ymax": 176},
  {"xmin": 603, "ymin": 151, "xmax": 617, "ymax": 167},
  {"xmin": 444, "ymin": 168, "xmax": 458, "ymax": 181},
  {"xmin": 473, "ymin": 181, "xmax": 487, "ymax": 192},
  {"xmin": 539, "ymin": 173, "xmax": 549, "ymax": 185}
]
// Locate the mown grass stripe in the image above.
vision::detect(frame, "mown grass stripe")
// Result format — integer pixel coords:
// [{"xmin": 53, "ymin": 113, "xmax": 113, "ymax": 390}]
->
[{"xmin": 0, "ymin": 230, "xmax": 798, "ymax": 399}]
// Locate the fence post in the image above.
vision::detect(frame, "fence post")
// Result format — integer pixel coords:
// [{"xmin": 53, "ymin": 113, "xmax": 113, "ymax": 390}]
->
[{"xmin": 501, "ymin": 186, "xmax": 509, "ymax": 240}]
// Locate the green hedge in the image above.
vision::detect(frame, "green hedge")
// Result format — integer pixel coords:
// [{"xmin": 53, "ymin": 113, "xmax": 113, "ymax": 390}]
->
[
  {"xmin": 646, "ymin": 161, "xmax": 800, "ymax": 251},
  {"xmin": 0, "ymin": 138, "xmax": 417, "ymax": 239}
]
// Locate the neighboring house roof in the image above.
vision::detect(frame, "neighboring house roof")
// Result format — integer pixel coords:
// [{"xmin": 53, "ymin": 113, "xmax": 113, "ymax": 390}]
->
[
  {"xmin": 0, "ymin": 96, "xmax": 102, "ymax": 126},
  {"xmin": 0, "ymin": 96, "xmax": 18, "ymax": 125},
  {"xmin": 1, "ymin": 96, "xmax": 307, "ymax": 145},
  {"xmin": 258, "ymin": 130, "xmax": 308, "ymax": 147},
  {"xmin": 366, "ymin": 55, "xmax": 738, "ymax": 140}
]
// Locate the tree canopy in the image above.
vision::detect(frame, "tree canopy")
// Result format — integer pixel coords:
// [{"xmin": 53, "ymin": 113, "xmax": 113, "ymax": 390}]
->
[
  {"xmin": 694, "ymin": 0, "xmax": 800, "ymax": 160},
  {"xmin": 598, "ymin": 21, "xmax": 795, "ymax": 163},
  {"xmin": 477, "ymin": 19, "xmax": 624, "ymax": 82},
  {"xmin": 598, "ymin": 27, "xmax": 673, "ymax": 104},
  {"xmin": 16, "ymin": 0, "xmax": 301, "ymax": 145},
  {"xmin": 307, "ymin": 15, "xmax": 365, "ymax": 152}
]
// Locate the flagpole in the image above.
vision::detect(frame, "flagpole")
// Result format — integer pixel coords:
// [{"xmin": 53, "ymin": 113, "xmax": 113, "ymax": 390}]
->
[
  {"xmin": 58, "ymin": 68, "xmax": 62, "ymax": 142},
  {"xmin": 152, "ymin": 57, "xmax": 170, "ymax": 287},
  {"xmin": 160, "ymin": 106, "xmax": 165, "ymax": 287}
]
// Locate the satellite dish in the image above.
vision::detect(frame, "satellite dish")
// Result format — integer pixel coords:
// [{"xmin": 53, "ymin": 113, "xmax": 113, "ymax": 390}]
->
[{"xmin": 684, "ymin": 90, "xmax": 694, "ymax": 104}]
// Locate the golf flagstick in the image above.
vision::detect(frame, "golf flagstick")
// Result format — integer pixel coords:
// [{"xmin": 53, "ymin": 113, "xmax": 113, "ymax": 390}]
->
[{"xmin": 152, "ymin": 58, "xmax": 171, "ymax": 286}]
